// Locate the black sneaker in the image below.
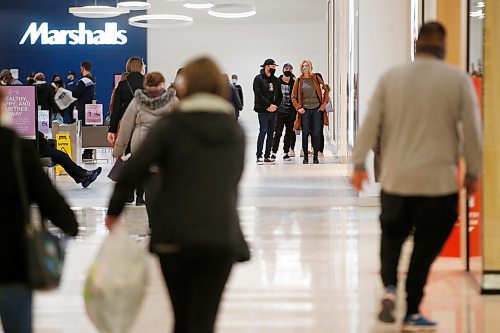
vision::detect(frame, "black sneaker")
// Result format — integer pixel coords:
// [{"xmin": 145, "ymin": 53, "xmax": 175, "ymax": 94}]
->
[
  {"xmin": 136, "ymin": 196, "xmax": 146, "ymax": 206},
  {"xmin": 264, "ymin": 158, "xmax": 275, "ymax": 164},
  {"xmin": 81, "ymin": 167, "xmax": 102, "ymax": 188},
  {"xmin": 283, "ymin": 154, "xmax": 291, "ymax": 161},
  {"xmin": 303, "ymin": 158, "xmax": 309, "ymax": 164},
  {"xmin": 125, "ymin": 196, "xmax": 135, "ymax": 205},
  {"xmin": 313, "ymin": 157, "xmax": 320, "ymax": 164},
  {"xmin": 378, "ymin": 286, "xmax": 396, "ymax": 323},
  {"xmin": 256, "ymin": 157, "xmax": 264, "ymax": 164},
  {"xmin": 270, "ymin": 153, "xmax": 276, "ymax": 161}
]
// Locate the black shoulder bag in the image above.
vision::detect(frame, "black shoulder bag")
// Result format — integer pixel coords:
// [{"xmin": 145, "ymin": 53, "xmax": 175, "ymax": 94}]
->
[{"xmin": 13, "ymin": 138, "xmax": 66, "ymax": 291}]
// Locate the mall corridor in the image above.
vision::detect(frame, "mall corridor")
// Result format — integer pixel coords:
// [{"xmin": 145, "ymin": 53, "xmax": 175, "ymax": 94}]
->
[{"xmin": 21, "ymin": 127, "xmax": 498, "ymax": 333}]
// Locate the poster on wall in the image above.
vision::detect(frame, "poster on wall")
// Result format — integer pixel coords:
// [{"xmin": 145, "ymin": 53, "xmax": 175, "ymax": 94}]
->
[
  {"xmin": 2, "ymin": 85, "xmax": 37, "ymax": 139},
  {"xmin": 85, "ymin": 103, "xmax": 103, "ymax": 125}
]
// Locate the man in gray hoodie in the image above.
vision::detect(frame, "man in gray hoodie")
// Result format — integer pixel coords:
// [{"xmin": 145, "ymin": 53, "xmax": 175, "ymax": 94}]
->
[{"xmin": 352, "ymin": 22, "xmax": 482, "ymax": 332}]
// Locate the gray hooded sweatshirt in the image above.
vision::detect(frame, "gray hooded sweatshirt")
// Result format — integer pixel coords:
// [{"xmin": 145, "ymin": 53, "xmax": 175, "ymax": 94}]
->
[{"xmin": 114, "ymin": 87, "xmax": 177, "ymax": 158}]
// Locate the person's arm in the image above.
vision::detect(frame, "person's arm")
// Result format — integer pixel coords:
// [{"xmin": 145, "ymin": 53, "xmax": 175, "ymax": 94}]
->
[
  {"xmin": 253, "ymin": 76, "xmax": 272, "ymax": 109},
  {"xmin": 107, "ymin": 117, "xmax": 172, "ymax": 218},
  {"xmin": 461, "ymin": 76, "xmax": 483, "ymax": 187},
  {"xmin": 113, "ymin": 98, "xmax": 139, "ymax": 158},
  {"xmin": 291, "ymin": 78, "xmax": 302, "ymax": 111},
  {"xmin": 109, "ymin": 83, "xmax": 124, "ymax": 134},
  {"xmin": 275, "ymin": 78, "xmax": 283, "ymax": 107},
  {"xmin": 22, "ymin": 140, "xmax": 78, "ymax": 236},
  {"xmin": 351, "ymin": 76, "xmax": 385, "ymax": 189},
  {"xmin": 71, "ymin": 80, "xmax": 84, "ymax": 99},
  {"xmin": 237, "ymin": 86, "xmax": 244, "ymax": 107}
]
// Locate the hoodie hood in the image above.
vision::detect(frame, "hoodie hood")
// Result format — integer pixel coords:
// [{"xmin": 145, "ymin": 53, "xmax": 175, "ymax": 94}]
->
[
  {"xmin": 135, "ymin": 87, "xmax": 177, "ymax": 115},
  {"xmin": 175, "ymin": 93, "xmax": 238, "ymax": 147}
]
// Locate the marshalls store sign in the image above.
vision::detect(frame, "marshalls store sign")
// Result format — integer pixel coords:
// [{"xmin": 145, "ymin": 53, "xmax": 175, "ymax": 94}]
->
[{"xmin": 19, "ymin": 22, "xmax": 128, "ymax": 45}]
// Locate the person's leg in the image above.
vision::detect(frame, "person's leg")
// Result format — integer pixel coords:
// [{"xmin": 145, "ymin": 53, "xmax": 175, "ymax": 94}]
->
[
  {"xmin": 265, "ymin": 113, "xmax": 277, "ymax": 158},
  {"xmin": 187, "ymin": 249, "xmax": 233, "ymax": 333},
  {"xmin": 256, "ymin": 113, "xmax": 268, "ymax": 159},
  {"xmin": 272, "ymin": 113, "xmax": 286, "ymax": 154},
  {"xmin": 319, "ymin": 123, "xmax": 325, "ymax": 153},
  {"xmin": 311, "ymin": 109, "xmax": 322, "ymax": 159},
  {"xmin": 46, "ymin": 148, "xmax": 87, "ymax": 182},
  {"xmin": 301, "ymin": 111, "xmax": 312, "ymax": 162},
  {"xmin": 0, "ymin": 285, "xmax": 32, "ymax": 333},
  {"xmin": 159, "ymin": 254, "xmax": 191, "ymax": 333},
  {"xmin": 136, "ymin": 183, "xmax": 145, "ymax": 205},
  {"xmin": 378, "ymin": 192, "xmax": 413, "ymax": 323},
  {"xmin": 282, "ymin": 113, "xmax": 293, "ymax": 154},
  {"xmin": 405, "ymin": 194, "xmax": 458, "ymax": 316}
]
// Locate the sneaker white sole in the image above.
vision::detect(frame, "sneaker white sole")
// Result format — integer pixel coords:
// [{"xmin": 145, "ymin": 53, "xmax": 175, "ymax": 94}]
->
[{"xmin": 401, "ymin": 324, "xmax": 437, "ymax": 332}]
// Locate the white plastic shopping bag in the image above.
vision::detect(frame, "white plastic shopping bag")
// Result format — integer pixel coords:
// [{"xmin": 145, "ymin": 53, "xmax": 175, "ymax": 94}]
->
[
  {"xmin": 84, "ymin": 225, "xmax": 148, "ymax": 333},
  {"xmin": 54, "ymin": 88, "xmax": 77, "ymax": 110}
]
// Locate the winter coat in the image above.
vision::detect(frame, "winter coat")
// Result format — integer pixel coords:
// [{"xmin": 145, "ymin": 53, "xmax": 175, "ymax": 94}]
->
[
  {"xmin": 228, "ymin": 84, "xmax": 243, "ymax": 112},
  {"xmin": 0, "ymin": 127, "xmax": 78, "ymax": 284},
  {"xmin": 253, "ymin": 69, "xmax": 282, "ymax": 113},
  {"xmin": 107, "ymin": 93, "xmax": 250, "ymax": 262},
  {"xmin": 113, "ymin": 87, "xmax": 177, "ymax": 158},
  {"xmin": 292, "ymin": 73, "xmax": 330, "ymax": 129},
  {"xmin": 34, "ymin": 82, "xmax": 59, "ymax": 118}
]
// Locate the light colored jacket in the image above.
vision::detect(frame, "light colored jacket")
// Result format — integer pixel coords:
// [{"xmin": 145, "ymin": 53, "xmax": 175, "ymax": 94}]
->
[
  {"xmin": 113, "ymin": 87, "xmax": 177, "ymax": 157},
  {"xmin": 353, "ymin": 57, "xmax": 482, "ymax": 196}
]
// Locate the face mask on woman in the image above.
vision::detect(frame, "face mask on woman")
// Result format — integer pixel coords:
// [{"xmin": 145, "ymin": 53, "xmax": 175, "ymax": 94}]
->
[{"xmin": 301, "ymin": 66, "xmax": 309, "ymax": 75}]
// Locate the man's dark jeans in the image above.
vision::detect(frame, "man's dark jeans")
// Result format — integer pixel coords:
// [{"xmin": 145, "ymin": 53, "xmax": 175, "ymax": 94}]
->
[
  {"xmin": 0, "ymin": 285, "xmax": 32, "ymax": 333},
  {"xmin": 256, "ymin": 112, "xmax": 277, "ymax": 158},
  {"xmin": 272, "ymin": 112, "xmax": 294, "ymax": 154},
  {"xmin": 379, "ymin": 191, "xmax": 458, "ymax": 316},
  {"xmin": 40, "ymin": 145, "xmax": 87, "ymax": 183}
]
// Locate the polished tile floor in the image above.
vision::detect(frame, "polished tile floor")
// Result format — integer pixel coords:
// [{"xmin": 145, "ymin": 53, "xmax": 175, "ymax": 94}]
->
[{"xmin": 9, "ymin": 126, "xmax": 500, "ymax": 333}]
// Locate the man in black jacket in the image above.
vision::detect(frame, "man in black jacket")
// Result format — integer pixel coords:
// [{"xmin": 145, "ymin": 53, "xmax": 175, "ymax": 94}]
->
[
  {"xmin": 253, "ymin": 59, "xmax": 282, "ymax": 164},
  {"xmin": 231, "ymin": 74, "xmax": 244, "ymax": 120},
  {"xmin": 34, "ymin": 72, "xmax": 59, "ymax": 122},
  {"xmin": 72, "ymin": 60, "xmax": 96, "ymax": 159}
]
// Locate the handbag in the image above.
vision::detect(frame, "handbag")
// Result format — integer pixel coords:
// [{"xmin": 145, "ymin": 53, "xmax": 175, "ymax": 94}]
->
[
  {"xmin": 107, "ymin": 157, "xmax": 126, "ymax": 182},
  {"xmin": 13, "ymin": 138, "xmax": 66, "ymax": 291}
]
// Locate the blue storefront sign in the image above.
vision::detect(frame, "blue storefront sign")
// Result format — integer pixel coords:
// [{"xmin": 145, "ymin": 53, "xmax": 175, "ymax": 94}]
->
[{"xmin": 0, "ymin": 0, "xmax": 147, "ymax": 117}]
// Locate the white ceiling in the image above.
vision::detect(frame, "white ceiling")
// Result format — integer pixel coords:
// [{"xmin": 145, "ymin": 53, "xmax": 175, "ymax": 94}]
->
[{"xmin": 147, "ymin": 0, "xmax": 328, "ymax": 25}]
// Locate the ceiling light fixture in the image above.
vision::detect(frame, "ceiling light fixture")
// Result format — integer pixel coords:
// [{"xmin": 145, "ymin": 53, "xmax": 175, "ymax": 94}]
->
[
  {"xmin": 69, "ymin": 5, "xmax": 130, "ymax": 18},
  {"xmin": 208, "ymin": 3, "xmax": 256, "ymax": 19},
  {"xmin": 183, "ymin": 2, "xmax": 214, "ymax": 9},
  {"xmin": 128, "ymin": 14, "xmax": 194, "ymax": 28},
  {"xmin": 117, "ymin": 1, "xmax": 152, "ymax": 10}
]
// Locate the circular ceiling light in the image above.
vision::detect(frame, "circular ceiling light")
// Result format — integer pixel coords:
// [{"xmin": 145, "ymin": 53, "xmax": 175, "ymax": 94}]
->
[
  {"xmin": 129, "ymin": 14, "xmax": 194, "ymax": 28},
  {"xmin": 208, "ymin": 4, "xmax": 256, "ymax": 18},
  {"xmin": 117, "ymin": 1, "xmax": 152, "ymax": 10},
  {"xmin": 69, "ymin": 6, "xmax": 130, "ymax": 18},
  {"xmin": 183, "ymin": 2, "xmax": 214, "ymax": 9}
]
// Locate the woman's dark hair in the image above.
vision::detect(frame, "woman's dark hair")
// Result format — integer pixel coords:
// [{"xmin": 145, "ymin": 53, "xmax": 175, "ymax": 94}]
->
[
  {"xmin": 144, "ymin": 72, "xmax": 165, "ymax": 88},
  {"xmin": 183, "ymin": 57, "xmax": 226, "ymax": 98}
]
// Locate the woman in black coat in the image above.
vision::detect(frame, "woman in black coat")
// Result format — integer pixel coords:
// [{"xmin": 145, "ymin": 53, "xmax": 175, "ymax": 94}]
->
[
  {"xmin": 107, "ymin": 56, "xmax": 146, "ymax": 205},
  {"xmin": 106, "ymin": 57, "xmax": 250, "ymax": 333},
  {"xmin": 0, "ymin": 87, "xmax": 78, "ymax": 333}
]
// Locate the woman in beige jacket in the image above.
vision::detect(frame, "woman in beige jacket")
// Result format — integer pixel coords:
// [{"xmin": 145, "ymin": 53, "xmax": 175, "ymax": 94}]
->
[{"xmin": 113, "ymin": 72, "xmax": 178, "ymax": 158}]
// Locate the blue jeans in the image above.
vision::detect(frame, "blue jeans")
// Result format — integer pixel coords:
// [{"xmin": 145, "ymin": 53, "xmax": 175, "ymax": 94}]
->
[
  {"xmin": 0, "ymin": 285, "xmax": 32, "ymax": 333},
  {"xmin": 256, "ymin": 112, "xmax": 277, "ymax": 158},
  {"xmin": 301, "ymin": 108, "xmax": 322, "ymax": 158}
]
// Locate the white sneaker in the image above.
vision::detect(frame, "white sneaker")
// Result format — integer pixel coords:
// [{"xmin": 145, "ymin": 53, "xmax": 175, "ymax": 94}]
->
[
  {"xmin": 288, "ymin": 149, "xmax": 295, "ymax": 157},
  {"xmin": 256, "ymin": 157, "xmax": 264, "ymax": 164},
  {"xmin": 309, "ymin": 149, "xmax": 314, "ymax": 155},
  {"xmin": 318, "ymin": 151, "xmax": 324, "ymax": 158},
  {"xmin": 270, "ymin": 153, "xmax": 276, "ymax": 161}
]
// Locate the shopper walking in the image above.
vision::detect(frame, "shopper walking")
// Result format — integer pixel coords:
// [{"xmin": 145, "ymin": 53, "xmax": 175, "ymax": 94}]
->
[
  {"xmin": 291, "ymin": 60, "xmax": 329, "ymax": 164},
  {"xmin": 253, "ymin": 58, "xmax": 282, "ymax": 164},
  {"xmin": 0, "ymin": 87, "xmax": 78, "ymax": 333},
  {"xmin": 222, "ymin": 74, "xmax": 242, "ymax": 118},
  {"xmin": 106, "ymin": 56, "xmax": 250, "ymax": 333},
  {"xmin": 108, "ymin": 56, "xmax": 146, "ymax": 205},
  {"xmin": 351, "ymin": 22, "xmax": 482, "ymax": 332},
  {"xmin": 271, "ymin": 63, "xmax": 296, "ymax": 161}
]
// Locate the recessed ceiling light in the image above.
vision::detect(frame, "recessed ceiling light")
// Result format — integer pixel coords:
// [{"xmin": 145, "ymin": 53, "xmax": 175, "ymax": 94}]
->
[
  {"xmin": 69, "ymin": 6, "xmax": 130, "ymax": 19},
  {"xmin": 208, "ymin": 4, "xmax": 256, "ymax": 19},
  {"xmin": 183, "ymin": 2, "xmax": 214, "ymax": 9},
  {"xmin": 129, "ymin": 14, "xmax": 194, "ymax": 28},
  {"xmin": 117, "ymin": 1, "xmax": 152, "ymax": 10}
]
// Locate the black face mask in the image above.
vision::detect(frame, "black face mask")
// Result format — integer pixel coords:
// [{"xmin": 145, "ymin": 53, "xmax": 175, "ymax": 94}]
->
[
  {"xmin": 416, "ymin": 45, "xmax": 446, "ymax": 60},
  {"xmin": 283, "ymin": 71, "xmax": 292, "ymax": 77},
  {"xmin": 269, "ymin": 68, "xmax": 276, "ymax": 76}
]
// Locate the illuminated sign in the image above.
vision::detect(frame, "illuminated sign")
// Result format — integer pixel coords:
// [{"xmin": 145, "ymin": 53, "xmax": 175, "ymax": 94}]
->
[{"xmin": 19, "ymin": 22, "xmax": 127, "ymax": 46}]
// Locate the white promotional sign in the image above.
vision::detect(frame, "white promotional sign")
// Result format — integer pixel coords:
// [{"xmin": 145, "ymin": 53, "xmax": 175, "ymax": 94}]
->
[
  {"xmin": 19, "ymin": 22, "xmax": 127, "ymax": 46},
  {"xmin": 85, "ymin": 104, "xmax": 104, "ymax": 126},
  {"xmin": 38, "ymin": 110, "xmax": 50, "ymax": 138}
]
